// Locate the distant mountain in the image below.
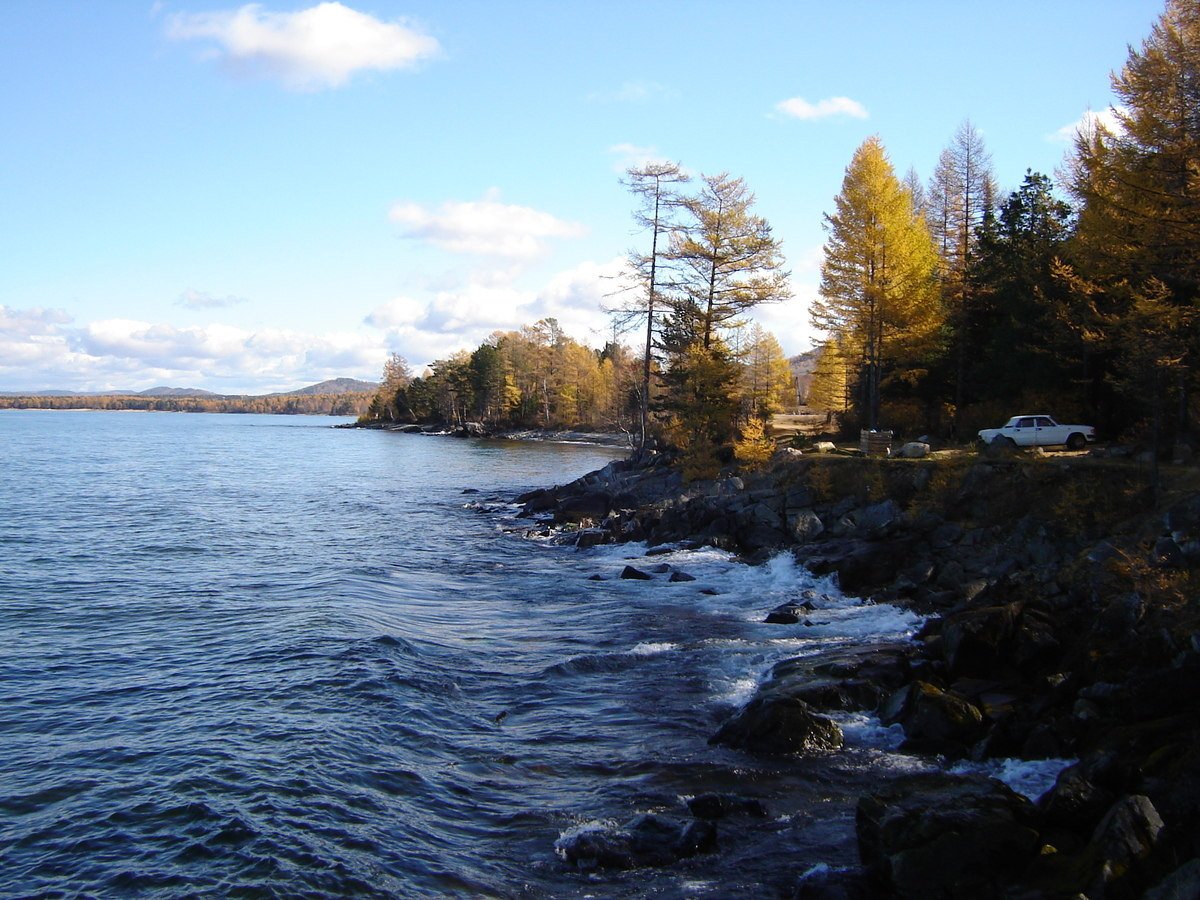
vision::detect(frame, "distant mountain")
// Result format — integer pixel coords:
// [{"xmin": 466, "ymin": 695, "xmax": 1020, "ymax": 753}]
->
[
  {"xmin": 0, "ymin": 377, "xmax": 378, "ymax": 399},
  {"xmin": 138, "ymin": 386, "xmax": 219, "ymax": 397},
  {"xmin": 277, "ymin": 378, "xmax": 379, "ymax": 396}
]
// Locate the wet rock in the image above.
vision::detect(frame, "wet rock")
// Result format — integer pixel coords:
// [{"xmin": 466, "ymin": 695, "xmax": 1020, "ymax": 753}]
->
[
  {"xmin": 765, "ymin": 602, "xmax": 806, "ymax": 624},
  {"xmin": 883, "ymin": 681, "xmax": 985, "ymax": 755},
  {"xmin": 856, "ymin": 773, "xmax": 1041, "ymax": 899},
  {"xmin": 686, "ymin": 793, "xmax": 768, "ymax": 820},
  {"xmin": 710, "ymin": 695, "xmax": 843, "ymax": 754},
  {"xmin": 619, "ymin": 565, "xmax": 652, "ymax": 580},
  {"xmin": 554, "ymin": 814, "xmax": 716, "ymax": 870},
  {"xmin": 574, "ymin": 529, "xmax": 608, "ymax": 549},
  {"xmin": 517, "ymin": 488, "xmax": 558, "ymax": 514},
  {"xmin": 555, "ymin": 492, "xmax": 610, "ymax": 523},
  {"xmin": 768, "ymin": 643, "xmax": 913, "ymax": 713}
]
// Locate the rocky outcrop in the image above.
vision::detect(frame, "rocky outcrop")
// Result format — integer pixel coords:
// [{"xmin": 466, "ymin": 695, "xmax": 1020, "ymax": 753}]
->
[{"xmin": 524, "ymin": 448, "xmax": 1200, "ymax": 895}]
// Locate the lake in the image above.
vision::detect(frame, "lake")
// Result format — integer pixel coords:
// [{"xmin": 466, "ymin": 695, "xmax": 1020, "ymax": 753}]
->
[{"xmin": 1, "ymin": 410, "xmax": 981, "ymax": 897}]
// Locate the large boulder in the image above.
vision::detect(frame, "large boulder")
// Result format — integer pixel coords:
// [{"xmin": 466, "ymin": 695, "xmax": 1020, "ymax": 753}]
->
[
  {"xmin": 709, "ymin": 695, "xmax": 843, "ymax": 754},
  {"xmin": 883, "ymin": 681, "xmax": 986, "ymax": 755},
  {"xmin": 788, "ymin": 509, "xmax": 825, "ymax": 544},
  {"xmin": 856, "ymin": 773, "xmax": 1041, "ymax": 899}
]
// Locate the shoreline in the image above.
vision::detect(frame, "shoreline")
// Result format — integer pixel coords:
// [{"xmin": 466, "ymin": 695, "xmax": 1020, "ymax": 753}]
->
[{"xmin": 517, "ymin": 448, "xmax": 1200, "ymax": 897}]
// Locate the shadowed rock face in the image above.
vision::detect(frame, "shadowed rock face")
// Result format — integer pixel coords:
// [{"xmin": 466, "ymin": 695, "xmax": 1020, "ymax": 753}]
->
[{"xmin": 857, "ymin": 774, "xmax": 1041, "ymax": 899}]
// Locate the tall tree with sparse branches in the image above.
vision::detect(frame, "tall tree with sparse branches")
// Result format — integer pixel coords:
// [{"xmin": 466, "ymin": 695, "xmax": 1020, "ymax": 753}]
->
[{"xmin": 620, "ymin": 161, "xmax": 690, "ymax": 450}]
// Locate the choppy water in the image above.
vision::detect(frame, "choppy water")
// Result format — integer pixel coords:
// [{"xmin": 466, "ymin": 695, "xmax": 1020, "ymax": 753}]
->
[{"xmin": 0, "ymin": 411, "xmax": 1059, "ymax": 897}]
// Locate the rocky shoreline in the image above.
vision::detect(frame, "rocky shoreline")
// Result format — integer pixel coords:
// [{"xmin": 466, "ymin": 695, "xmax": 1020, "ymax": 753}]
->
[{"xmin": 519, "ymin": 448, "xmax": 1200, "ymax": 898}]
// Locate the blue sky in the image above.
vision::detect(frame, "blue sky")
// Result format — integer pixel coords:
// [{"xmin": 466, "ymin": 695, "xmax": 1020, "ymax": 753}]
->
[{"xmin": 0, "ymin": 0, "xmax": 1164, "ymax": 392}]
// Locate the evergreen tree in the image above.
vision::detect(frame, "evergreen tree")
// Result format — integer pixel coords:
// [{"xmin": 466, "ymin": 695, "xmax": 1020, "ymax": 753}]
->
[{"xmin": 1068, "ymin": 0, "xmax": 1200, "ymax": 433}]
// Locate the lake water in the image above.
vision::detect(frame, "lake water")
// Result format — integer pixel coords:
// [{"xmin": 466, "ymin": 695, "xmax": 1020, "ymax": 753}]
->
[{"xmin": 0, "ymin": 411, "xmax": 1049, "ymax": 897}]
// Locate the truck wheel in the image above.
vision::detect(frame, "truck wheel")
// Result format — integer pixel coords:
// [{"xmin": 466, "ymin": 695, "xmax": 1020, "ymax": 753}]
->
[{"xmin": 1066, "ymin": 433, "xmax": 1086, "ymax": 451}]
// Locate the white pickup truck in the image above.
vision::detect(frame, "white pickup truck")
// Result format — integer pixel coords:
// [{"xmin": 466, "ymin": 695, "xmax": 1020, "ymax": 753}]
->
[{"xmin": 978, "ymin": 415, "xmax": 1095, "ymax": 450}]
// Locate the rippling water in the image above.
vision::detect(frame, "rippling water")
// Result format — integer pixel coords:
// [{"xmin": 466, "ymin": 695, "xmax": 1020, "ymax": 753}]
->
[{"xmin": 1, "ymin": 411, "xmax": 1006, "ymax": 897}]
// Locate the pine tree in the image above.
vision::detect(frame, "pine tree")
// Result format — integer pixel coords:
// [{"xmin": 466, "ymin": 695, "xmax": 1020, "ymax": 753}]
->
[{"xmin": 811, "ymin": 137, "xmax": 941, "ymax": 430}]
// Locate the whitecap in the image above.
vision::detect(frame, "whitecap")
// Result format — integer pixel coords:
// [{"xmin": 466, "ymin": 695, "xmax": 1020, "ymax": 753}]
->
[{"xmin": 950, "ymin": 756, "xmax": 1074, "ymax": 801}]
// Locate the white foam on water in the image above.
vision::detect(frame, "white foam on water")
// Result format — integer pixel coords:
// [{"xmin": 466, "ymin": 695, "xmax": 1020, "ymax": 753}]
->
[
  {"xmin": 628, "ymin": 641, "xmax": 678, "ymax": 656},
  {"xmin": 832, "ymin": 712, "xmax": 907, "ymax": 751},
  {"xmin": 712, "ymin": 674, "xmax": 760, "ymax": 707},
  {"xmin": 950, "ymin": 756, "xmax": 1074, "ymax": 801}
]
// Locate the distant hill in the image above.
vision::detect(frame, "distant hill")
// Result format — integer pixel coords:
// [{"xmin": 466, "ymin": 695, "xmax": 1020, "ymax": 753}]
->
[
  {"xmin": 277, "ymin": 378, "xmax": 379, "ymax": 396},
  {"xmin": 0, "ymin": 378, "xmax": 378, "ymax": 399},
  {"xmin": 138, "ymin": 386, "xmax": 219, "ymax": 397}
]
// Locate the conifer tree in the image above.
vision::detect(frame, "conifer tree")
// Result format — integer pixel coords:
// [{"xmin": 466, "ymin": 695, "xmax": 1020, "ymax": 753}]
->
[
  {"xmin": 811, "ymin": 137, "xmax": 941, "ymax": 430},
  {"xmin": 1067, "ymin": 0, "xmax": 1200, "ymax": 433},
  {"xmin": 670, "ymin": 173, "xmax": 791, "ymax": 350},
  {"xmin": 620, "ymin": 162, "xmax": 691, "ymax": 449}
]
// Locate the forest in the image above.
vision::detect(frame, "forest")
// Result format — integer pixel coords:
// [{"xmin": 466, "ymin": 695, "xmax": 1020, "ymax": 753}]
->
[{"xmin": 368, "ymin": 1, "xmax": 1198, "ymax": 475}]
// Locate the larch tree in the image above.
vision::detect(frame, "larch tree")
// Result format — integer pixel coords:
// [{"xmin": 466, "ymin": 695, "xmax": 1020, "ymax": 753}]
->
[
  {"xmin": 811, "ymin": 136, "xmax": 941, "ymax": 430},
  {"xmin": 670, "ymin": 173, "xmax": 791, "ymax": 350},
  {"xmin": 620, "ymin": 161, "xmax": 691, "ymax": 450},
  {"xmin": 740, "ymin": 324, "xmax": 796, "ymax": 419},
  {"xmin": 927, "ymin": 120, "xmax": 997, "ymax": 421},
  {"xmin": 806, "ymin": 338, "xmax": 851, "ymax": 416}
]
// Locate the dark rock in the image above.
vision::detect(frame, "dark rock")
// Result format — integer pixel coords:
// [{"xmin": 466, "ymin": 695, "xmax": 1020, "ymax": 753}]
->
[
  {"xmin": 686, "ymin": 793, "xmax": 768, "ymax": 820},
  {"xmin": 554, "ymin": 814, "xmax": 717, "ymax": 870},
  {"xmin": 1088, "ymin": 794, "xmax": 1164, "ymax": 881},
  {"xmin": 518, "ymin": 488, "xmax": 558, "ymax": 514},
  {"xmin": 765, "ymin": 602, "xmax": 805, "ymax": 624},
  {"xmin": 574, "ymin": 529, "xmax": 608, "ymax": 549},
  {"xmin": 1039, "ymin": 765, "xmax": 1117, "ymax": 834},
  {"xmin": 1145, "ymin": 859, "xmax": 1200, "ymax": 900},
  {"xmin": 710, "ymin": 695, "xmax": 843, "ymax": 754},
  {"xmin": 789, "ymin": 509, "xmax": 825, "ymax": 544},
  {"xmin": 461, "ymin": 488, "xmax": 480, "ymax": 494},
  {"xmin": 555, "ymin": 492, "xmax": 610, "ymax": 523},
  {"xmin": 649, "ymin": 563, "xmax": 672, "ymax": 574},
  {"xmin": 856, "ymin": 773, "xmax": 1041, "ymax": 899},
  {"xmin": 619, "ymin": 565, "xmax": 653, "ymax": 580},
  {"xmin": 587, "ymin": 574, "xmax": 606, "ymax": 581},
  {"xmin": 668, "ymin": 570, "xmax": 696, "ymax": 582},
  {"xmin": 941, "ymin": 604, "xmax": 1021, "ymax": 678},
  {"xmin": 883, "ymin": 681, "xmax": 985, "ymax": 755}
]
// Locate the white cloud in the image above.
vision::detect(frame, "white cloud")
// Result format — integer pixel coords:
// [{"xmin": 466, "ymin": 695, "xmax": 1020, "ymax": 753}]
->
[
  {"xmin": 775, "ymin": 95, "xmax": 868, "ymax": 121},
  {"xmin": 389, "ymin": 191, "xmax": 587, "ymax": 259},
  {"xmin": 0, "ymin": 305, "xmax": 389, "ymax": 393},
  {"xmin": 1049, "ymin": 106, "xmax": 1127, "ymax": 143},
  {"xmin": 364, "ymin": 256, "xmax": 627, "ymax": 366},
  {"xmin": 177, "ymin": 288, "xmax": 248, "ymax": 309},
  {"xmin": 166, "ymin": 2, "xmax": 440, "ymax": 90}
]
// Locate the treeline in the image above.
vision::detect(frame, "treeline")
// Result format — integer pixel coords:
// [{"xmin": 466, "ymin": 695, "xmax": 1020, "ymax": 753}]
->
[
  {"xmin": 809, "ymin": 0, "xmax": 1200, "ymax": 454},
  {"xmin": 0, "ymin": 393, "xmax": 374, "ymax": 416},
  {"xmin": 363, "ymin": 316, "xmax": 795, "ymax": 443},
  {"xmin": 370, "ymin": 3, "xmax": 1196, "ymax": 473}
]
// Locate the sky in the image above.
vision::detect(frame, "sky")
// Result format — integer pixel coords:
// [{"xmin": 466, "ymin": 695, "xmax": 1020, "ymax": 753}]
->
[{"xmin": 0, "ymin": 0, "xmax": 1166, "ymax": 393}]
